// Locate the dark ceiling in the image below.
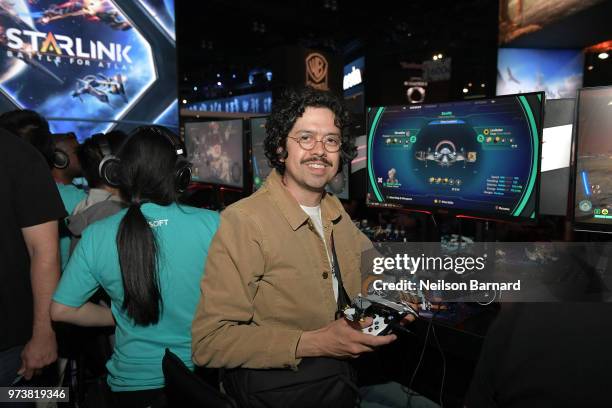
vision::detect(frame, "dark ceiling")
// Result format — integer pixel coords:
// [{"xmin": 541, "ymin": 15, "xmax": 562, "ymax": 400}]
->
[{"xmin": 176, "ymin": 0, "xmax": 499, "ymax": 102}]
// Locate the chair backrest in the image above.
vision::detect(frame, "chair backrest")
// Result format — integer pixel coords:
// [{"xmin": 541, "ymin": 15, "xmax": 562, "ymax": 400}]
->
[{"xmin": 162, "ymin": 349, "xmax": 236, "ymax": 408}]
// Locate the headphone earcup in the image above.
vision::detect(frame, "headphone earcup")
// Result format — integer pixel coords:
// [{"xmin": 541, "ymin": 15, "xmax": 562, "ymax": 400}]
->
[
  {"xmin": 53, "ymin": 149, "xmax": 69, "ymax": 169},
  {"xmin": 175, "ymin": 159, "xmax": 192, "ymax": 193},
  {"xmin": 99, "ymin": 155, "xmax": 121, "ymax": 187}
]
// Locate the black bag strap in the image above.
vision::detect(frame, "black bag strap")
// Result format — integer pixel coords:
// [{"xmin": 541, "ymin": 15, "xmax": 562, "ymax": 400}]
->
[{"xmin": 330, "ymin": 235, "xmax": 351, "ymax": 316}]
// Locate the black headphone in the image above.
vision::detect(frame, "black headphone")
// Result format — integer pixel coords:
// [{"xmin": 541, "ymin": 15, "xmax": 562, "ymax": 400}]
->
[
  {"xmin": 52, "ymin": 148, "xmax": 69, "ymax": 169},
  {"xmin": 52, "ymin": 132, "xmax": 77, "ymax": 169},
  {"xmin": 96, "ymin": 137, "xmax": 117, "ymax": 187},
  {"xmin": 100, "ymin": 127, "xmax": 192, "ymax": 193}
]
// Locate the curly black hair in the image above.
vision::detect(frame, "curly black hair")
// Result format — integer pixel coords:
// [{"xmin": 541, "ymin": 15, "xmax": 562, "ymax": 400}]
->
[{"xmin": 264, "ymin": 86, "xmax": 356, "ymax": 174}]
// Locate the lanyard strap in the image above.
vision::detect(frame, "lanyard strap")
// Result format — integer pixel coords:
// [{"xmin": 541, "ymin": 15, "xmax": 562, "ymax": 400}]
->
[{"xmin": 330, "ymin": 235, "xmax": 351, "ymax": 317}]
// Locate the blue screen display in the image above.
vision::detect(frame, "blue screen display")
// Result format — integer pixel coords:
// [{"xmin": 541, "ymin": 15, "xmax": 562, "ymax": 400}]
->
[
  {"xmin": 497, "ymin": 48, "xmax": 583, "ymax": 100},
  {"xmin": 367, "ymin": 93, "xmax": 542, "ymax": 219}
]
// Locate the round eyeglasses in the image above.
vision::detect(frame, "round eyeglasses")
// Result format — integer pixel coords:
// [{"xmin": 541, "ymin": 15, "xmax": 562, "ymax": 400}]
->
[{"xmin": 287, "ymin": 134, "xmax": 342, "ymax": 153}]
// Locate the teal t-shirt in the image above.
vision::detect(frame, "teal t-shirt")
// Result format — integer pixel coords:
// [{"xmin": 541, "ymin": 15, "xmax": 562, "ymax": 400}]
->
[
  {"xmin": 56, "ymin": 183, "xmax": 86, "ymax": 270},
  {"xmin": 53, "ymin": 203, "xmax": 220, "ymax": 391}
]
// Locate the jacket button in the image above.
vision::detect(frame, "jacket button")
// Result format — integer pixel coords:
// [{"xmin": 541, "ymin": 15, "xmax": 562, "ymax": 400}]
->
[{"xmin": 322, "ymin": 272, "xmax": 329, "ymax": 279}]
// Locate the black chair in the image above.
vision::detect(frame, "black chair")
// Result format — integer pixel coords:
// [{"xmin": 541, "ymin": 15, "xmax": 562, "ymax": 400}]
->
[{"xmin": 162, "ymin": 349, "xmax": 237, "ymax": 408}]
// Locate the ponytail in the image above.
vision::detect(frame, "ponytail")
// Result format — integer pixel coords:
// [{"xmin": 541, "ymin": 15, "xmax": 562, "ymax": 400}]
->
[{"xmin": 116, "ymin": 202, "xmax": 162, "ymax": 325}]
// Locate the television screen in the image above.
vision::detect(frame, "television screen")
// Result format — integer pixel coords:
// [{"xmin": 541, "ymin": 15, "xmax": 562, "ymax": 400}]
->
[
  {"xmin": 0, "ymin": 0, "xmax": 178, "ymax": 141},
  {"xmin": 573, "ymin": 87, "xmax": 612, "ymax": 231},
  {"xmin": 496, "ymin": 48, "xmax": 583, "ymax": 100},
  {"xmin": 185, "ymin": 120, "xmax": 244, "ymax": 188},
  {"xmin": 250, "ymin": 117, "xmax": 272, "ymax": 191},
  {"xmin": 367, "ymin": 92, "xmax": 543, "ymax": 220},
  {"xmin": 540, "ymin": 98, "xmax": 575, "ymax": 216}
]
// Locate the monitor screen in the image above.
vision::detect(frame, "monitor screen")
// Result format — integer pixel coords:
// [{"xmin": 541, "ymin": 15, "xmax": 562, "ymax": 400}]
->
[
  {"xmin": 185, "ymin": 120, "xmax": 244, "ymax": 188},
  {"xmin": 367, "ymin": 93, "xmax": 543, "ymax": 220},
  {"xmin": 573, "ymin": 87, "xmax": 612, "ymax": 231},
  {"xmin": 250, "ymin": 117, "xmax": 272, "ymax": 191},
  {"xmin": 496, "ymin": 48, "xmax": 583, "ymax": 100},
  {"xmin": 540, "ymin": 98, "xmax": 575, "ymax": 216}
]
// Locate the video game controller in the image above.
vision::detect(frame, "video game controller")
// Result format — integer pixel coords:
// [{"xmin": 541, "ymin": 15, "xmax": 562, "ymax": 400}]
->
[{"xmin": 344, "ymin": 294, "xmax": 418, "ymax": 336}]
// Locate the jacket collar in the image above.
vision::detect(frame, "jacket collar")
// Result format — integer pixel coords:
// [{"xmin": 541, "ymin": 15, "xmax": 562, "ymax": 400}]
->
[{"xmin": 264, "ymin": 170, "xmax": 342, "ymax": 231}]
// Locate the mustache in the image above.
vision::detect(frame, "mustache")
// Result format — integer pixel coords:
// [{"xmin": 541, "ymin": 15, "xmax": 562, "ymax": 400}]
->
[{"xmin": 301, "ymin": 158, "xmax": 332, "ymax": 166}]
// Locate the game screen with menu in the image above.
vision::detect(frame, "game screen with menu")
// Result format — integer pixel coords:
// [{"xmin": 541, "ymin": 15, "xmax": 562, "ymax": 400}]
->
[
  {"xmin": 573, "ymin": 87, "xmax": 612, "ymax": 229},
  {"xmin": 185, "ymin": 120, "xmax": 244, "ymax": 188},
  {"xmin": 367, "ymin": 93, "xmax": 542, "ymax": 219}
]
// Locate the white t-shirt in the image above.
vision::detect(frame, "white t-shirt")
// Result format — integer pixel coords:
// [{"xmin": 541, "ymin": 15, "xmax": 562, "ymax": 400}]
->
[{"xmin": 300, "ymin": 204, "xmax": 339, "ymax": 301}]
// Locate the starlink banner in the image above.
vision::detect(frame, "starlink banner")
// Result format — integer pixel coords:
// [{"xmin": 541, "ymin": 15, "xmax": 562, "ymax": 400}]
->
[{"xmin": 0, "ymin": 0, "xmax": 177, "ymax": 139}]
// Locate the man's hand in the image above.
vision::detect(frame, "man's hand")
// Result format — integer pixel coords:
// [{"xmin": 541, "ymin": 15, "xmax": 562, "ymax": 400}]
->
[
  {"xmin": 19, "ymin": 221, "xmax": 60, "ymax": 381},
  {"xmin": 296, "ymin": 317, "xmax": 397, "ymax": 359},
  {"xmin": 18, "ymin": 329, "xmax": 57, "ymax": 380}
]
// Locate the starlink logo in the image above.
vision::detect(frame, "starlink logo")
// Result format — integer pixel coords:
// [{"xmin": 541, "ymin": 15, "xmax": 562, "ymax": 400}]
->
[{"xmin": 6, "ymin": 28, "xmax": 132, "ymax": 65}]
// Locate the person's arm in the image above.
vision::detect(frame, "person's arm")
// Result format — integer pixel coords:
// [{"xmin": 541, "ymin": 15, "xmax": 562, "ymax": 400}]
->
[
  {"xmin": 50, "ymin": 301, "xmax": 114, "ymax": 327},
  {"xmin": 296, "ymin": 317, "xmax": 396, "ymax": 359},
  {"xmin": 19, "ymin": 220, "xmax": 60, "ymax": 380},
  {"xmin": 52, "ymin": 226, "xmax": 107, "ymax": 327}
]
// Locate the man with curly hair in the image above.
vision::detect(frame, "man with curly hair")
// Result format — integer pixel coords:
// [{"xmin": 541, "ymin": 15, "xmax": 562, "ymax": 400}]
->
[{"xmin": 192, "ymin": 87, "xmax": 403, "ymax": 406}]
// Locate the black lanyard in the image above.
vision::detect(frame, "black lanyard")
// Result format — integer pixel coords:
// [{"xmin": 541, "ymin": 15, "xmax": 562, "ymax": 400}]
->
[{"xmin": 331, "ymin": 236, "xmax": 351, "ymax": 318}]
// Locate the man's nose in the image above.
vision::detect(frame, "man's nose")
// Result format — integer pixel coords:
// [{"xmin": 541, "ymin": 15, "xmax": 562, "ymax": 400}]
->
[{"xmin": 311, "ymin": 139, "xmax": 327, "ymax": 155}]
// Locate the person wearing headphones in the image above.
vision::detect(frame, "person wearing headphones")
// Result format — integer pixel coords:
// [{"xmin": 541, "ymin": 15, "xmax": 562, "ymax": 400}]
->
[
  {"xmin": 50, "ymin": 132, "xmax": 86, "ymax": 213},
  {"xmin": 50, "ymin": 126, "xmax": 220, "ymax": 407},
  {"xmin": 68, "ymin": 130, "xmax": 128, "ymax": 253},
  {"xmin": 0, "ymin": 110, "xmax": 85, "ymax": 269}
]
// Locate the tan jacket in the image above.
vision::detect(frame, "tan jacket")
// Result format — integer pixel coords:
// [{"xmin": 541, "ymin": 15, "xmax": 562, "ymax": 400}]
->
[{"xmin": 192, "ymin": 170, "xmax": 370, "ymax": 369}]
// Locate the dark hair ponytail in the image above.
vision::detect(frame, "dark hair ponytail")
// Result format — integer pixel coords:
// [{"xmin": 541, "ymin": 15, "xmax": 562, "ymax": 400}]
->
[
  {"xmin": 114, "ymin": 126, "xmax": 180, "ymax": 325},
  {"xmin": 117, "ymin": 202, "xmax": 161, "ymax": 325}
]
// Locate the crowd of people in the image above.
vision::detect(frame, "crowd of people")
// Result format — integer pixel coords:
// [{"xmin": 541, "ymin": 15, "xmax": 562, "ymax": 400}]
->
[
  {"xmin": 2, "ymin": 87, "xmax": 610, "ymax": 408},
  {"xmin": 1, "ymin": 88, "xmax": 434, "ymax": 408}
]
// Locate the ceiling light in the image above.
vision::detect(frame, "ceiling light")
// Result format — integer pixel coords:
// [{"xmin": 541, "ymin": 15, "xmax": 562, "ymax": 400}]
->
[
  {"xmin": 598, "ymin": 52, "xmax": 609, "ymax": 60},
  {"xmin": 462, "ymin": 88, "xmax": 468, "ymax": 94}
]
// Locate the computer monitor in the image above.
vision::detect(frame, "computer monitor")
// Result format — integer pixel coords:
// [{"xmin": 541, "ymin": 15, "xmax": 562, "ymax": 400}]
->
[
  {"xmin": 184, "ymin": 120, "xmax": 244, "ymax": 189},
  {"xmin": 573, "ymin": 86, "xmax": 612, "ymax": 232},
  {"xmin": 540, "ymin": 98, "xmax": 575, "ymax": 216},
  {"xmin": 496, "ymin": 48, "xmax": 583, "ymax": 100},
  {"xmin": 250, "ymin": 117, "xmax": 272, "ymax": 191},
  {"xmin": 366, "ymin": 92, "xmax": 543, "ymax": 220}
]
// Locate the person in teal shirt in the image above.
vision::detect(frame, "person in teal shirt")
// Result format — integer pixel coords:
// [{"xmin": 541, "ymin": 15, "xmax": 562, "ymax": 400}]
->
[{"xmin": 51, "ymin": 126, "xmax": 219, "ymax": 407}]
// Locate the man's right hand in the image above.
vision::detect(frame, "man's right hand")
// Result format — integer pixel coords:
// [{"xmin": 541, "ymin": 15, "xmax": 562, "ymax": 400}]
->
[
  {"xmin": 296, "ymin": 317, "xmax": 397, "ymax": 359},
  {"xmin": 18, "ymin": 329, "xmax": 57, "ymax": 380}
]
